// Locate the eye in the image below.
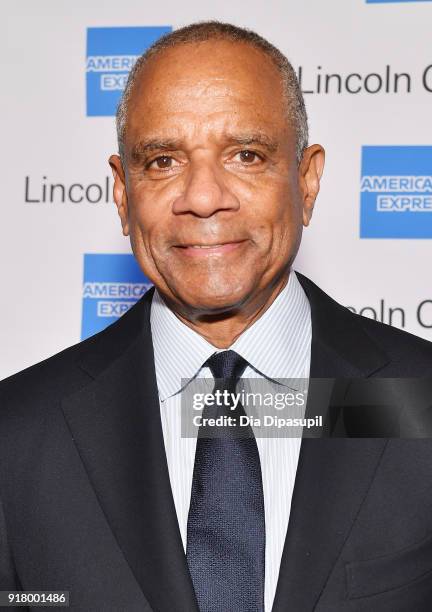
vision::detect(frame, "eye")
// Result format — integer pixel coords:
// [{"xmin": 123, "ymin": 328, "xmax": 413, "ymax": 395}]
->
[
  {"xmin": 233, "ymin": 150, "xmax": 263, "ymax": 164},
  {"xmin": 147, "ymin": 155, "xmax": 176, "ymax": 170}
]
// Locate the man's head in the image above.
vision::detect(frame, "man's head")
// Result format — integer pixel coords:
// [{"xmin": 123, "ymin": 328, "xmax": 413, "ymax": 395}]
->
[{"xmin": 109, "ymin": 21, "xmax": 324, "ymax": 320}]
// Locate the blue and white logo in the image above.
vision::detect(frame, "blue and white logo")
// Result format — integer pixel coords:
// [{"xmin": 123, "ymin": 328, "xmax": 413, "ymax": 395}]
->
[
  {"xmin": 360, "ymin": 146, "xmax": 432, "ymax": 238},
  {"xmin": 86, "ymin": 26, "xmax": 171, "ymax": 116},
  {"xmin": 81, "ymin": 253, "xmax": 153, "ymax": 340}
]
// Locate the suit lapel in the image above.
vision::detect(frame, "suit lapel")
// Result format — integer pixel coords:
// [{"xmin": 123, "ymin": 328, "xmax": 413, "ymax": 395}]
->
[
  {"xmin": 62, "ymin": 290, "xmax": 199, "ymax": 612},
  {"xmin": 272, "ymin": 273, "xmax": 389, "ymax": 611}
]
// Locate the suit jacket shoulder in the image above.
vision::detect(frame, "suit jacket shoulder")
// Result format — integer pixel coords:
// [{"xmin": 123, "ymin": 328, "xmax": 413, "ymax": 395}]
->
[
  {"xmin": 295, "ymin": 272, "xmax": 432, "ymax": 377},
  {"xmin": 0, "ymin": 287, "xmax": 156, "ymax": 417}
]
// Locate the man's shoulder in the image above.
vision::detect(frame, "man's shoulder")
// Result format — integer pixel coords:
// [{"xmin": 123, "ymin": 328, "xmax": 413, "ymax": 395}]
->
[
  {"xmin": 0, "ymin": 289, "xmax": 154, "ymax": 413},
  {"xmin": 0, "ymin": 329, "xmax": 106, "ymax": 413},
  {"xmin": 296, "ymin": 271, "xmax": 432, "ymax": 376},
  {"xmin": 353, "ymin": 310, "xmax": 432, "ymax": 372}
]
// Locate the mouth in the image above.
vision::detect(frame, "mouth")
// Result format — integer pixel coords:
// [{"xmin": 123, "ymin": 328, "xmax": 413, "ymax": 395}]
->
[{"xmin": 173, "ymin": 240, "xmax": 247, "ymax": 256}]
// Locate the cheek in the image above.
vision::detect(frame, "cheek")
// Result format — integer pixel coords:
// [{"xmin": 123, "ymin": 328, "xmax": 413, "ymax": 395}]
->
[
  {"xmin": 127, "ymin": 188, "xmax": 169, "ymax": 250},
  {"xmin": 246, "ymin": 181, "xmax": 302, "ymax": 245}
]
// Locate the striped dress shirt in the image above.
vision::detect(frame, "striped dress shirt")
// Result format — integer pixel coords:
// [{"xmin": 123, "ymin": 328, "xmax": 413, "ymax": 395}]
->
[{"xmin": 150, "ymin": 269, "xmax": 312, "ymax": 612}]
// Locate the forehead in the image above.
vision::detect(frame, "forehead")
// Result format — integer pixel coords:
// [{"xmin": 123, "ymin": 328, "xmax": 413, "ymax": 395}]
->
[{"xmin": 125, "ymin": 40, "xmax": 289, "ymax": 143}]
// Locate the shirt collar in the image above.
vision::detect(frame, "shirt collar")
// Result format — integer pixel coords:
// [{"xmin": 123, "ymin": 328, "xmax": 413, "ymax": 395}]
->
[
  {"xmin": 150, "ymin": 290, "xmax": 217, "ymax": 402},
  {"xmin": 230, "ymin": 270, "xmax": 311, "ymax": 382},
  {"xmin": 150, "ymin": 270, "xmax": 311, "ymax": 401}
]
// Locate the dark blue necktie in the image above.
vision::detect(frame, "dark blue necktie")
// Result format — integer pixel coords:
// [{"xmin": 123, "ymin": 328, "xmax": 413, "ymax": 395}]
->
[{"xmin": 186, "ymin": 350, "xmax": 265, "ymax": 612}]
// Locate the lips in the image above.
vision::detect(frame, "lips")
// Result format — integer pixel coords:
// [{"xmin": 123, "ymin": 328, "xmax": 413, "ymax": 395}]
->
[
  {"xmin": 184, "ymin": 242, "xmax": 224, "ymax": 249},
  {"xmin": 173, "ymin": 240, "xmax": 247, "ymax": 256}
]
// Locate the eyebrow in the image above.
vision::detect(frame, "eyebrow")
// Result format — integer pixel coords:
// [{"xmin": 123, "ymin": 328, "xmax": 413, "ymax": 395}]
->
[
  {"xmin": 130, "ymin": 132, "xmax": 279, "ymax": 162},
  {"xmin": 223, "ymin": 133, "xmax": 279, "ymax": 154},
  {"xmin": 131, "ymin": 139, "xmax": 183, "ymax": 162}
]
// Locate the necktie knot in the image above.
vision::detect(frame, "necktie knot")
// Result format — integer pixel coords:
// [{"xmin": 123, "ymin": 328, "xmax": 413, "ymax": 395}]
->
[{"xmin": 204, "ymin": 350, "xmax": 248, "ymax": 382}]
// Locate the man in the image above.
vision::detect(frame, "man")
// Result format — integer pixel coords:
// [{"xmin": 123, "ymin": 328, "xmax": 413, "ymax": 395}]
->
[{"xmin": 1, "ymin": 20, "xmax": 432, "ymax": 612}]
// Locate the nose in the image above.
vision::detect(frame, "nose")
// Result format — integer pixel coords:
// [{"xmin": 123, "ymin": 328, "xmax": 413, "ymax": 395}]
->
[{"xmin": 172, "ymin": 160, "xmax": 240, "ymax": 217}]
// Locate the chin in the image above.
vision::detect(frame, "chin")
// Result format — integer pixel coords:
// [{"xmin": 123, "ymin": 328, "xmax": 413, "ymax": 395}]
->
[{"xmin": 173, "ymin": 282, "xmax": 251, "ymax": 315}]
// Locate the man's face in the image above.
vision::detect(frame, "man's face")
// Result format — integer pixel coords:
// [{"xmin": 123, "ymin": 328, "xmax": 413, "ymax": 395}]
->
[{"xmin": 110, "ymin": 40, "xmax": 323, "ymax": 316}]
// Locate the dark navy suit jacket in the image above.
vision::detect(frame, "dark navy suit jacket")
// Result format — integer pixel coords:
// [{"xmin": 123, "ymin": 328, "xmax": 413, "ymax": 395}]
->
[{"xmin": 1, "ymin": 273, "xmax": 432, "ymax": 611}]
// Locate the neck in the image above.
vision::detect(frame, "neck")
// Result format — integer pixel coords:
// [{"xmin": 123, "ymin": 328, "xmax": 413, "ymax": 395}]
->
[{"xmin": 162, "ymin": 272, "xmax": 290, "ymax": 348}]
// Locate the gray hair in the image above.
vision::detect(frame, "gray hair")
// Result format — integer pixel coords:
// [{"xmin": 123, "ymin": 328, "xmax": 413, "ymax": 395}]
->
[{"xmin": 116, "ymin": 21, "xmax": 308, "ymax": 164}]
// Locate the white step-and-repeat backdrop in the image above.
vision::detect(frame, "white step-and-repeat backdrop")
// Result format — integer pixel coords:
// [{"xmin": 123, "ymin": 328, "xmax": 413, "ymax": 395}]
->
[{"xmin": 2, "ymin": 0, "xmax": 432, "ymax": 379}]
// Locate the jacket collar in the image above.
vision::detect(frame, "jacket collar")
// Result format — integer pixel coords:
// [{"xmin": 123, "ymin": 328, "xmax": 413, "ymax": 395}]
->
[
  {"xmin": 76, "ymin": 272, "xmax": 390, "ymax": 382},
  {"xmin": 296, "ymin": 272, "xmax": 390, "ymax": 378}
]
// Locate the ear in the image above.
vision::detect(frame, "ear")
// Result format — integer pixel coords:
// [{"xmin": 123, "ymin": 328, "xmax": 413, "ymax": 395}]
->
[
  {"xmin": 298, "ymin": 144, "xmax": 325, "ymax": 227},
  {"xmin": 109, "ymin": 154, "xmax": 130, "ymax": 236}
]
